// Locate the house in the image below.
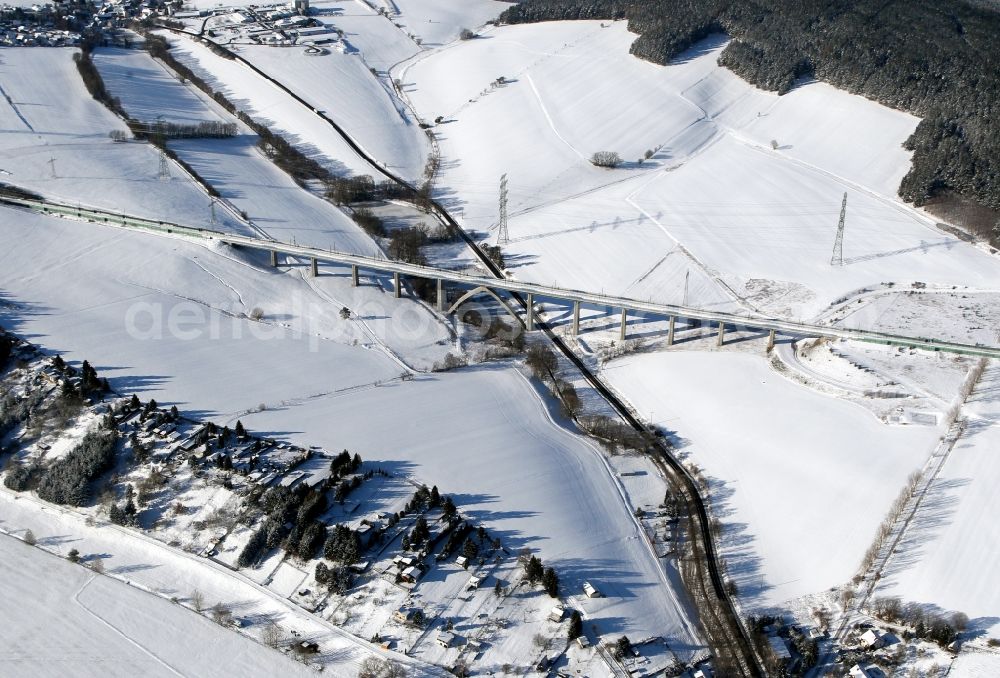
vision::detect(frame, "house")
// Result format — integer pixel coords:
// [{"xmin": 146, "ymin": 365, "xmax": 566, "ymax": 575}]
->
[
  {"xmin": 400, "ymin": 565, "xmax": 424, "ymax": 583},
  {"xmin": 849, "ymin": 664, "xmax": 876, "ymax": 678},
  {"xmin": 548, "ymin": 605, "xmax": 565, "ymax": 623},
  {"xmin": 576, "ymin": 635, "xmax": 590, "ymax": 648},
  {"xmin": 455, "ymin": 555, "xmax": 468, "ymax": 568},
  {"xmin": 393, "ymin": 607, "xmax": 417, "ymax": 624},
  {"xmin": 436, "ymin": 632, "xmax": 456, "ymax": 648},
  {"xmin": 583, "ymin": 581, "xmax": 601, "ymax": 598},
  {"xmin": 393, "ymin": 555, "xmax": 415, "ymax": 569},
  {"xmin": 859, "ymin": 629, "xmax": 884, "ymax": 649},
  {"xmin": 466, "ymin": 575, "xmax": 482, "ymax": 590}
]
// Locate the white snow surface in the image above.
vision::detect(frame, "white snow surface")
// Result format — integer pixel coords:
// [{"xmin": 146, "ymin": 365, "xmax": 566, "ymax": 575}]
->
[
  {"xmin": 401, "ymin": 23, "xmax": 1000, "ymax": 320},
  {"xmin": 0, "ymin": 530, "xmax": 319, "ymax": 678},
  {"xmin": 373, "ymin": 0, "xmax": 512, "ymax": 47},
  {"xmin": 159, "ymin": 32, "xmax": 377, "ymax": 179},
  {"xmin": 0, "ymin": 212, "xmax": 699, "ymax": 649},
  {"xmin": 0, "ymin": 48, "xmax": 243, "ymax": 231},
  {"xmin": 92, "ymin": 47, "xmax": 225, "ymax": 125},
  {"xmin": 234, "ymin": 42, "xmax": 430, "ymax": 182},
  {"xmin": 877, "ymin": 362, "xmax": 1000, "ymax": 639},
  {"xmin": 602, "ymin": 351, "xmax": 941, "ymax": 609}
]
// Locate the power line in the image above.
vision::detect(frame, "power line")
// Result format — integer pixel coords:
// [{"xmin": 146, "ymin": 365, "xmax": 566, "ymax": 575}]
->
[{"xmin": 831, "ymin": 192, "xmax": 847, "ymax": 266}]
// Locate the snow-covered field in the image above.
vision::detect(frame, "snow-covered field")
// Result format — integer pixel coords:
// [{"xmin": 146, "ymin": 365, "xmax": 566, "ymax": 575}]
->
[
  {"xmin": 0, "ymin": 48, "xmax": 243, "ymax": 231},
  {"xmin": 876, "ymin": 363, "xmax": 1000, "ymax": 639},
  {"xmin": 158, "ymin": 32, "xmax": 377, "ymax": 179},
  {"xmin": 378, "ymin": 0, "xmax": 511, "ymax": 47},
  {"xmin": 235, "ymin": 43, "xmax": 430, "ymax": 182},
  {"xmin": 0, "ymin": 211, "xmax": 699, "ymax": 651},
  {"xmin": 0, "ymin": 530, "xmax": 321, "ymax": 677},
  {"xmin": 0, "ymin": 491, "xmax": 437, "ymax": 676},
  {"xmin": 602, "ymin": 351, "xmax": 942, "ymax": 609},
  {"xmin": 92, "ymin": 47, "xmax": 225, "ymax": 126},
  {"xmin": 89, "ymin": 46, "xmax": 382, "ymax": 254},
  {"xmin": 0, "ymin": 210, "xmax": 448, "ymax": 394},
  {"xmin": 4, "ymin": 7, "xmax": 999, "ymax": 673},
  {"xmin": 401, "ymin": 22, "xmax": 1000, "ymax": 321}
]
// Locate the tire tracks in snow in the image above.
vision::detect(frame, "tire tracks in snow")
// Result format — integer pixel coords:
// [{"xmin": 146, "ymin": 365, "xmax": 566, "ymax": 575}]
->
[{"xmin": 71, "ymin": 575, "xmax": 186, "ymax": 677}]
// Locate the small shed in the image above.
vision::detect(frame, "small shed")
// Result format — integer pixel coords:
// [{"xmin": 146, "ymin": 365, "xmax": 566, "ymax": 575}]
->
[
  {"xmin": 455, "ymin": 555, "xmax": 469, "ymax": 568},
  {"xmin": 583, "ymin": 581, "xmax": 601, "ymax": 598},
  {"xmin": 548, "ymin": 605, "xmax": 565, "ymax": 623},
  {"xmin": 436, "ymin": 631, "xmax": 456, "ymax": 648}
]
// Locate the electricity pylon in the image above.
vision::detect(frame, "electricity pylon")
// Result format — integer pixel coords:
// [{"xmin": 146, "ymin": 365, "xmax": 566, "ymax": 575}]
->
[
  {"xmin": 497, "ymin": 173, "xmax": 509, "ymax": 245},
  {"xmin": 831, "ymin": 192, "xmax": 847, "ymax": 266},
  {"xmin": 158, "ymin": 149, "xmax": 170, "ymax": 180}
]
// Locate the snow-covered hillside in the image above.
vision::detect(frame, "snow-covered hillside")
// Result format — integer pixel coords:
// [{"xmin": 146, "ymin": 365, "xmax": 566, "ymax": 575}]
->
[
  {"xmin": 0, "ymin": 210, "xmax": 699, "ymax": 651},
  {"xmin": 0, "ymin": 531, "xmax": 325, "ymax": 677},
  {"xmin": 877, "ymin": 363, "xmax": 1000, "ymax": 640},
  {"xmin": 603, "ymin": 350, "xmax": 942, "ymax": 609},
  {"xmin": 400, "ymin": 22, "xmax": 999, "ymax": 321},
  {"xmin": 0, "ymin": 48, "xmax": 242, "ymax": 231}
]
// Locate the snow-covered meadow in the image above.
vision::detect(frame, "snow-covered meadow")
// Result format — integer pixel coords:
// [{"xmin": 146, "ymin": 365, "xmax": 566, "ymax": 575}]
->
[
  {"xmin": 0, "ymin": 209, "xmax": 699, "ymax": 651},
  {"xmin": 603, "ymin": 351, "xmax": 942, "ymax": 609},
  {"xmin": 0, "ymin": 529, "xmax": 325, "ymax": 677},
  {"xmin": 876, "ymin": 363, "xmax": 1000, "ymax": 640},
  {"xmin": 401, "ymin": 22, "xmax": 1000, "ymax": 322},
  {"xmin": 0, "ymin": 48, "xmax": 243, "ymax": 231}
]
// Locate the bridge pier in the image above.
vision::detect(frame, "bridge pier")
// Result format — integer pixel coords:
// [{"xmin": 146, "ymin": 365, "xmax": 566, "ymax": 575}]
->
[
  {"xmin": 620, "ymin": 308, "xmax": 628, "ymax": 341},
  {"xmin": 310, "ymin": 257, "xmax": 318, "ymax": 278},
  {"xmin": 526, "ymin": 293, "xmax": 535, "ymax": 331},
  {"xmin": 767, "ymin": 328, "xmax": 776, "ymax": 352},
  {"xmin": 436, "ymin": 278, "xmax": 445, "ymax": 312},
  {"xmin": 351, "ymin": 264, "xmax": 359, "ymax": 287},
  {"xmin": 393, "ymin": 272, "xmax": 401, "ymax": 298},
  {"xmin": 716, "ymin": 321, "xmax": 725, "ymax": 347},
  {"xmin": 667, "ymin": 315, "xmax": 676, "ymax": 346},
  {"xmin": 572, "ymin": 301, "xmax": 580, "ymax": 336},
  {"xmin": 270, "ymin": 250, "xmax": 278, "ymax": 268}
]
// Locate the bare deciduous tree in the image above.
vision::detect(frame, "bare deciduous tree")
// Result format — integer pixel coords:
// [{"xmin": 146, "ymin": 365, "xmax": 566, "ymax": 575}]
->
[
  {"xmin": 261, "ymin": 621, "xmax": 285, "ymax": 649},
  {"xmin": 358, "ymin": 656, "xmax": 407, "ymax": 678},
  {"xmin": 211, "ymin": 602, "xmax": 232, "ymax": 625}
]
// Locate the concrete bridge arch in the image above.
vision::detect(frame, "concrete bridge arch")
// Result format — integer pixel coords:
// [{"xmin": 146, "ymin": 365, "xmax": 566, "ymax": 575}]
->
[{"xmin": 446, "ymin": 285, "xmax": 523, "ymax": 327}]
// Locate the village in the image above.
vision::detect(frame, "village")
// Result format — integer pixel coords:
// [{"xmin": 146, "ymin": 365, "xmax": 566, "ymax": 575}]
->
[
  {"xmin": 0, "ymin": 328, "xmax": 721, "ymax": 677},
  {"xmin": 0, "ymin": 0, "xmax": 347, "ymax": 49}
]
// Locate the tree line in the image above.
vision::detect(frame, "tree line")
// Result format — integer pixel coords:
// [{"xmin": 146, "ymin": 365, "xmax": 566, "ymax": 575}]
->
[{"xmin": 501, "ymin": 0, "xmax": 1000, "ymax": 221}]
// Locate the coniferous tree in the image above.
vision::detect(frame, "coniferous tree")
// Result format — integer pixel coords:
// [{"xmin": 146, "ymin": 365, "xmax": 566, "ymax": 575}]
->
[
  {"xmin": 526, "ymin": 555, "xmax": 544, "ymax": 584},
  {"xmin": 542, "ymin": 567, "xmax": 559, "ymax": 597},
  {"xmin": 568, "ymin": 610, "xmax": 583, "ymax": 640}
]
